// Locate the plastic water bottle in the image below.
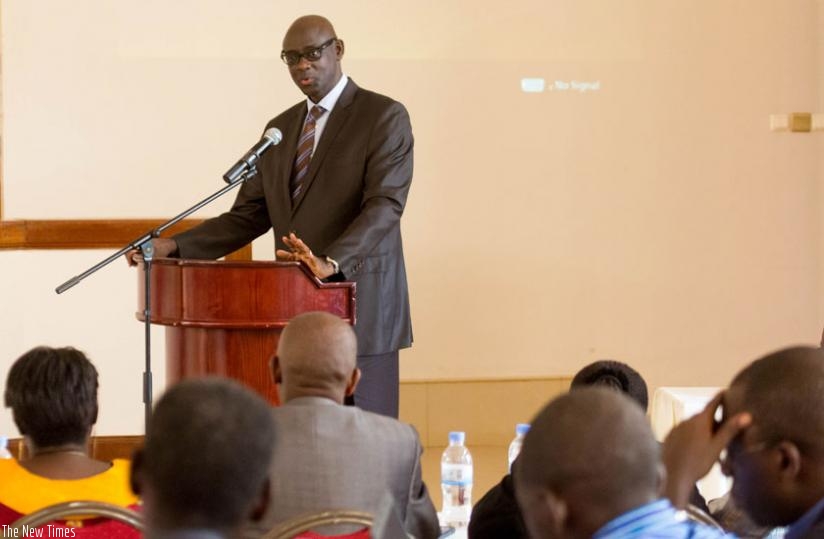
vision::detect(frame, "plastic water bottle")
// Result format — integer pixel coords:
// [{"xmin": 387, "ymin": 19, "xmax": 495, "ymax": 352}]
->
[
  {"xmin": 0, "ymin": 437, "xmax": 13, "ymax": 459},
  {"xmin": 508, "ymin": 423, "xmax": 530, "ymax": 472},
  {"xmin": 441, "ymin": 431, "xmax": 473, "ymax": 528}
]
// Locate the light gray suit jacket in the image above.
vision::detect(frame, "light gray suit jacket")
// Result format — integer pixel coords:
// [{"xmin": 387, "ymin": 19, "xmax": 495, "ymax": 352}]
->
[{"xmin": 250, "ymin": 397, "xmax": 439, "ymax": 539}]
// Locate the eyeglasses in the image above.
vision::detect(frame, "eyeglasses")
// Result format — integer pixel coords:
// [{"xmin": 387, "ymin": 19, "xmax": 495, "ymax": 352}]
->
[{"xmin": 281, "ymin": 37, "xmax": 337, "ymax": 66}]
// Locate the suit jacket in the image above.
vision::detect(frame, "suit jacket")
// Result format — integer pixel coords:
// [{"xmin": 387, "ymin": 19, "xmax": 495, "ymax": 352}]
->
[
  {"xmin": 786, "ymin": 496, "xmax": 824, "ymax": 539},
  {"xmin": 173, "ymin": 79, "xmax": 413, "ymax": 356},
  {"xmin": 249, "ymin": 396, "xmax": 439, "ymax": 539}
]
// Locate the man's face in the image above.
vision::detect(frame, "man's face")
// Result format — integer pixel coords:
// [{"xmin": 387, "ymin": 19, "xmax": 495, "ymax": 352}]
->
[
  {"xmin": 281, "ymin": 24, "xmax": 342, "ymax": 103},
  {"xmin": 721, "ymin": 386, "xmax": 788, "ymax": 526}
]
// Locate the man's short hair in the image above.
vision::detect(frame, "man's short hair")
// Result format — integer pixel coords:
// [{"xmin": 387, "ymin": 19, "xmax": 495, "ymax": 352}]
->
[
  {"xmin": 730, "ymin": 346, "xmax": 824, "ymax": 453},
  {"xmin": 4, "ymin": 346, "xmax": 99, "ymax": 447},
  {"xmin": 516, "ymin": 387, "xmax": 660, "ymax": 508},
  {"xmin": 141, "ymin": 378, "xmax": 276, "ymax": 530},
  {"xmin": 571, "ymin": 360, "xmax": 649, "ymax": 411}
]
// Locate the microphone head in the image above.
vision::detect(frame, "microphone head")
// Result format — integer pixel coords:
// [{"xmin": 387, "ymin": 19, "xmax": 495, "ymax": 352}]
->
[{"xmin": 263, "ymin": 127, "xmax": 283, "ymax": 145}]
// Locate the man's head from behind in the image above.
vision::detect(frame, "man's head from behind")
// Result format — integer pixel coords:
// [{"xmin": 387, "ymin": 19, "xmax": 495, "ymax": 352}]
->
[
  {"xmin": 570, "ymin": 360, "xmax": 648, "ymax": 412},
  {"xmin": 271, "ymin": 311, "xmax": 359, "ymax": 403},
  {"xmin": 132, "ymin": 378, "xmax": 276, "ymax": 536},
  {"xmin": 514, "ymin": 387, "xmax": 662, "ymax": 539},
  {"xmin": 722, "ymin": 346, "xmax": 824, "ymax": 527}
]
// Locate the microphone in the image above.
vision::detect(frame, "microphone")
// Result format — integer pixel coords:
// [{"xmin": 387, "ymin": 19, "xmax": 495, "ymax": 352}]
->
[{"xmin": 223, "ymin": 127, "xmax": 283, "ymax": 184}]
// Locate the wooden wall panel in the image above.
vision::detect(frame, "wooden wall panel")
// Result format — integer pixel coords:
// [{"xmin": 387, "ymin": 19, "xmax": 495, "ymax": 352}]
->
[
  {"xmin": 8, "ymin": 435, "xmax": 144, "ymax": 461},
  {"xmin": 0, "ymin": 219, "xmax": 252, "ymax": 260}
]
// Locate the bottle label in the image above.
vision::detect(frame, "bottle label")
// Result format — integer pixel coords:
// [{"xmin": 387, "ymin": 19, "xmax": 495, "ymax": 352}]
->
[{"xmin": 441, "ymin": 463, "xmax": 473, "ymax": 486}]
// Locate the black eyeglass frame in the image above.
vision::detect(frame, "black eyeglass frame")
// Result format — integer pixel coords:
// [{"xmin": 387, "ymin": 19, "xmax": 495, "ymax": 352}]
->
[{"xmin": 281, "ymin": 37, "xmax": 338, "ymax": 66}]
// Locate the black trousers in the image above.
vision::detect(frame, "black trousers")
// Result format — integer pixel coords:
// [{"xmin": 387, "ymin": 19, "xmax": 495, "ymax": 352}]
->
[{"xmin": 344, "ymin": 350, "xmax": 399, "ymax": 418}]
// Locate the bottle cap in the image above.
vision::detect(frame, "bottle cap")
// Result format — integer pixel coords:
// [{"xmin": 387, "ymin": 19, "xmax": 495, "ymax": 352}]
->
[
  {"xmin": 516, "ymin": 423, "xmax": 531, "ymax": 436},
  {"xmin": 448, "ymin": 431, "xmax": 466, "ymax": 444}
]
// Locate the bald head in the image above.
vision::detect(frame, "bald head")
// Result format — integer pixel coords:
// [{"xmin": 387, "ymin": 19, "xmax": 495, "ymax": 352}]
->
[
  {"xmin": 729, "ymin": 346, "xmax": 824, "ymax": 453},
  {"xmin": 275, "ymin": 312, "xmax": 358, "ymax": 403},
  {"xmin": 514, "ymin": 388, "xmax": 661, "ymax": 538},
  {"xmin": 283, "ymin": 15, "xmax": 337, "ymax": 45}
]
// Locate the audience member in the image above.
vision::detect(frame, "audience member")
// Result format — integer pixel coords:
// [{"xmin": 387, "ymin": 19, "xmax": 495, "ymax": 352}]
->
[
  {"xmin": 663, "ymin": 345, "xmax": 824, "ymax": 538},
  {"xmin": 469, "ymin": 360, "xmax": 661, "ymax": 539},
  {"xmin": 514, "ymin": 387, "xmax": 734, "ymax": 538},
  {"xmin": 569, "ymin": 359, "xmax": 648, "ymax": 409},
  {"xmin": 0, "ymin": 346, "xmax": 138, "ymax": 531},
  {"xmin": 250, "ymin": 311, "xmax": 439, "ymax": 539},
  {"xmin": 131, "ymin": 377, "xmax": 276, "ymax": 539}
]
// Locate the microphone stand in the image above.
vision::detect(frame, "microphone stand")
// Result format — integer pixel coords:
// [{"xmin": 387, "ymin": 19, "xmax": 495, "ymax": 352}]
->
[{"xmin": 55, "ymin": 166, "xmax": 259, "ymax": 430}]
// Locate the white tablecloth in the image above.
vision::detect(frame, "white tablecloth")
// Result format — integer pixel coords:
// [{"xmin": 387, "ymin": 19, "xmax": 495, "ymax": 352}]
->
[{"xmin": 651, "ymin": 386, "xmax": 732, "ymax": 502}]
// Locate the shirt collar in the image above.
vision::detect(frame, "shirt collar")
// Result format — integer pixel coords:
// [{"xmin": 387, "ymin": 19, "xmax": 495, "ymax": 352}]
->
[
  {"xmin": 306, "ymin": 74, "xmax": 349, "ymax": 114},
  {"xmin": 284, "ymin": 395, "xmax": 340, "ymax": 407},
  {"xmin": 593, "ymin": 499, "xmax": 675, "ymax": 538},
  {"xmin": 785, "ymin": 496, "xmax": 824, "ymax": 539}
]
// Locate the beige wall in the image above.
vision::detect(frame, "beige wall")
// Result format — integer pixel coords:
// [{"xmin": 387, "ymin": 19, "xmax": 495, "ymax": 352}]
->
[
  {"xmin": 819, "ymin": 0, "xmax": 824, "ymax": 330},
  {"xmin": 1, "ymin": 0, "xmax": 822, "ymax": 436}
]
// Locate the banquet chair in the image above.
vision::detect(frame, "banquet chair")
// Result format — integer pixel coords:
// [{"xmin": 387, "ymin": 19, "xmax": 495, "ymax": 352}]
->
[
  {"xmin": 4, "ymin": 500, "xmax": 143, "ymax": 538},
  {"xmin": 263, "ymin": 509, "xmax": 375, "ymax": 539}
]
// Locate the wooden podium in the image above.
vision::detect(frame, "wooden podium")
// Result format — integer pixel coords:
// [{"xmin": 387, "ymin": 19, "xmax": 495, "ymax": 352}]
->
[{"xmin": 137, "ymin": 258, "xmax": 356, "ymax": 405}]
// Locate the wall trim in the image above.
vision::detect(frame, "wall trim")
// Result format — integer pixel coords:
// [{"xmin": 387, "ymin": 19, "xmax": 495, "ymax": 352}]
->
[
  {"xmin": 8, "ymin": 435, "xmax": 144, "ymax": 462},
  {"xmin": 0, "ymin": 219, "xmax": 252, "ymax": 260}
]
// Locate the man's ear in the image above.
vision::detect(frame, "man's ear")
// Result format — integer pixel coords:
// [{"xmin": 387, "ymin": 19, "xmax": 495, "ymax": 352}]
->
[
  {"xmin": 335, "ymin": 39, "xmax": 345, "ymax": 60},
  {"xmin": 344, "ymin": 367, "xmax": 361, "ymax": 397},
  {"xmin": 775, "ymin": 441, "xmax": 802, "ymax": 479},
  {"xmin": 130, "ymin": 448, "xmax": 145, "ymax": 496},
  {"xmin": 543, "ymin": 489, "xmax": 569, "ymax": 536},
  {"xmin": 654, "ymin": 461, "xmax": 667, "ymax": 495},
  {"xmin": 270, "ymin": 355, "xmax": 282, "ymax": 386},
  {"xmin": 248, "ymin": 477, "xmax": 271, "ymax": 523}
]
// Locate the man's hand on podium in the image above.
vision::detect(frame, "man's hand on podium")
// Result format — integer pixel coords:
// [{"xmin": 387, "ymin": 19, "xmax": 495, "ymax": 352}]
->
[
  {"xmin": 276, "ymin": 232, "xmax": 336, "ymax": 279},
  {"xmin": 125, "ymin": 238, "xmax": 179, "ymax": 266}
]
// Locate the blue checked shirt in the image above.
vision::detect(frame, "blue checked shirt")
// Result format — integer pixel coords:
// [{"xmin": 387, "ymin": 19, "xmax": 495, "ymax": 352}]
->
[{"xmin": 593, "ymin": 499, "xmax": 737, "ymax": 538}]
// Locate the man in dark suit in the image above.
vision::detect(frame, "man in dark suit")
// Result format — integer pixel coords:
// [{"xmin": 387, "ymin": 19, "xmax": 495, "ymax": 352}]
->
[
  {"xmin": 135, "ymin": 15, "xmax": 413, "ymax": 417},
  {"xmin": 251, "ymin": 311, "xmax": 439, "ymax": 539},
  {"xmin": 663, "ymin": 346, "xmax": 824, "ymax": 539}
]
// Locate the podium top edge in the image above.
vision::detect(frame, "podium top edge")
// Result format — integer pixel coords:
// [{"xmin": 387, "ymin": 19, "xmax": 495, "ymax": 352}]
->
[{"xmin": 145, "ymin": 258, "xmax": 301, "ymax": 268}]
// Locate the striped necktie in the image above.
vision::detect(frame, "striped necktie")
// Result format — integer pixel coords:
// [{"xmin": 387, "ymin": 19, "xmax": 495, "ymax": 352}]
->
[{"xmin": 290, "ymin": 105, "xmax": 325, "ymax": 203}]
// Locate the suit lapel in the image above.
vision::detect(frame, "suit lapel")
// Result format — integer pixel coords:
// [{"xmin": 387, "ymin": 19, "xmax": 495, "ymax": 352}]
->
[{"xmin": 290, "ymin": 80, "xmax": 359, "ymax": 216}]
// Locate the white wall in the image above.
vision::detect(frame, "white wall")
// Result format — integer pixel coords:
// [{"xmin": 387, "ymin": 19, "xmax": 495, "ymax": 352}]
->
[{"xmin": 1, "ymin": 0, "xmax": 822, "ymax": 436}]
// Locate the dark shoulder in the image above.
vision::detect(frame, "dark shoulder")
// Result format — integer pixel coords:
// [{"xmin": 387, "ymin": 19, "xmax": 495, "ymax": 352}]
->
[
  {"xmin": 353, "ymin": 86, "xmax": 403, "ymax": 107},
  {"xmin": 264, "ymin": 101, "xmax": 305, "ymax": 130},
  {"xmin": 348, "ymin": 82, "xmax": 409, "ymax": 116},
  {"xmin": 798, "ymin": 512, "xmax": 824, "ymax": 539},
  {"xmin": 469, "ymin": 473, "xmax": 528, "ymax": 539}
]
